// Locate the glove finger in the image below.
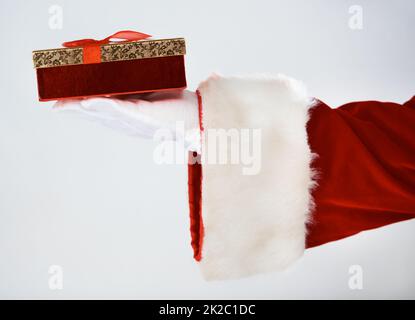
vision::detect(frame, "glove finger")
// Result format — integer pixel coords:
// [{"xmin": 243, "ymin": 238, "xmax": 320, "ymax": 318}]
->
[{"xmin": 53, "ymin": 98, "xmax": 162, "ymax": 137}]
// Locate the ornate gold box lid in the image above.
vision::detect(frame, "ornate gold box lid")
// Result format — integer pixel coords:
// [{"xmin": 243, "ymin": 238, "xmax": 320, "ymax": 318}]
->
[{"xmin": 32, "ymin": 37, "xmax": 186, "ymax": 69}]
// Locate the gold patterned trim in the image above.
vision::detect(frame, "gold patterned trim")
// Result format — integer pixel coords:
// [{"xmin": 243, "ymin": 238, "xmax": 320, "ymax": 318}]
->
[
  {"xmin": 32, "ymin": 47, "xmax": 83, "ymax": 68},
  {"xmin": 33, "ymin": 38, "xmax": 186, "ymax": 68}
]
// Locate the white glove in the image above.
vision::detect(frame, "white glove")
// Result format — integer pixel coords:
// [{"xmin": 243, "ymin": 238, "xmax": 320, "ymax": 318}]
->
[{"xmin": 53, "ymin": 90, "xmax": 201, "ymax": 152}]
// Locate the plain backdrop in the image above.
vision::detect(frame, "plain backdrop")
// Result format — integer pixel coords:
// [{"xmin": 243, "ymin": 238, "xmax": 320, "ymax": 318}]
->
[{"xmin": 0, "ymin": 0, "xmax": 414, "ymax": 299}]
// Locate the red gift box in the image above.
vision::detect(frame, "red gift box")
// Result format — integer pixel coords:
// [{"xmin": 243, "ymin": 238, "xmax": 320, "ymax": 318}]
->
[{"xmin": 32, "ymin": 31, "xmax": 187, "ymax": 101}]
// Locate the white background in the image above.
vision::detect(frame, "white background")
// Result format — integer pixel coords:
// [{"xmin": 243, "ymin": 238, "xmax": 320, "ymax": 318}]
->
[{"xmin": 0, "ymin": 0, "xmax": 414, "ymax": 299}]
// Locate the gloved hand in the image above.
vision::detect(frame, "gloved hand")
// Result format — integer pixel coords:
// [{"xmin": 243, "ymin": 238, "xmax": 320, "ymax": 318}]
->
[{"xmin": 53, "ymin": 90, "xmax": 201, "ymax": 152}]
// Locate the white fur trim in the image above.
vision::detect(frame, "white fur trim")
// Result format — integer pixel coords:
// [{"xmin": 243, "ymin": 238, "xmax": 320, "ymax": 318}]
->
[{"xmin": 197, "ymin": 73, "xmax": 316, "ymax": 280}]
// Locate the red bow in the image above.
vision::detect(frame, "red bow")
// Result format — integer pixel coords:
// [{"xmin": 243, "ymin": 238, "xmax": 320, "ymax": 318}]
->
[{"xmin": 62, "ymin": 30, "xmax": 151, "ymax": 64}]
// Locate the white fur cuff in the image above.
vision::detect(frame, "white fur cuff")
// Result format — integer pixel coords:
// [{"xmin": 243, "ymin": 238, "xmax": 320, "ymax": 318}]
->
[{"xmin": 196, "ymin": 74, "xmax": 316, "ymax": 280}]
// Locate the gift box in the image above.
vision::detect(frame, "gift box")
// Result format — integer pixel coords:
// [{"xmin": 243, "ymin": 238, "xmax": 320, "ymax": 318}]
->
[{"xmin": 33, "ymin": 31, "xmax": 187, "ymax": 101}]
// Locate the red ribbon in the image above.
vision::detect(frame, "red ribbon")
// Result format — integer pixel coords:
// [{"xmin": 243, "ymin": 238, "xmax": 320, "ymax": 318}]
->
[{"xmin": 62, "ymin": 30, "xmax": 151, "ymax": 64}]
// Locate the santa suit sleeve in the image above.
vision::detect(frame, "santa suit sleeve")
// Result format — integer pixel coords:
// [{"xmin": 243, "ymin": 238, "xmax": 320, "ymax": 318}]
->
[{"xmin": 188, "ymin": 74, "xmax": 415, "ymax": 280}]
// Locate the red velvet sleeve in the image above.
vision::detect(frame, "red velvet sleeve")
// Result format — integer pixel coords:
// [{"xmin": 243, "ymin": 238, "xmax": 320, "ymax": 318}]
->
[{"xmin": 306, "ymin": 96, "xmax": 415, "ymax": 248}]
